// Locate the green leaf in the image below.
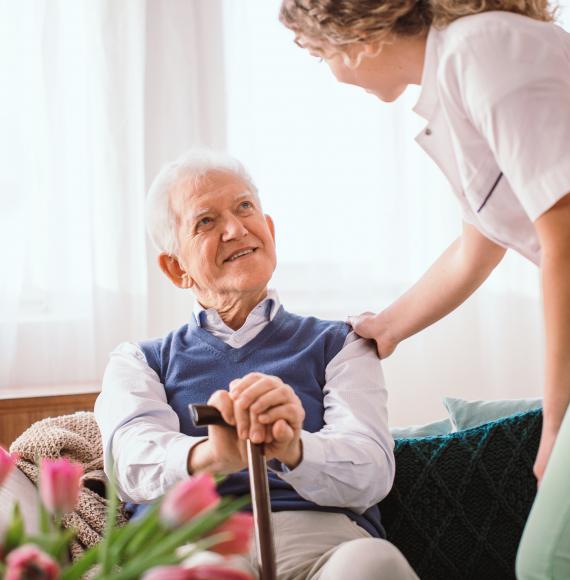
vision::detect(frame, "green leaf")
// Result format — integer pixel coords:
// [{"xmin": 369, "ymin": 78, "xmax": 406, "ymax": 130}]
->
[
  {"xmin": 60, "ymin": 544, "xmax": 100, "ymax": 580},
  {"xmin": 51, "ymin": 528, "xmax": 76, "ymax": 562},
  {"xmin": 98, "ymin": 464, "xmax": 120, "ymax": 575},
  {"xmin": 102, "ymin": 554, "xmax": 180, "ymax": 580},
  {"xmin": 107, "ymin": 508, "xmax": 155, "ymax": 563},
  {"xmin": 4, "ymin": 502, "xmax": 25, "ymax": 554},
  {"xmin": 39, "ymin": 498, "xmax": 52, "ymax": 535},
  {"xmin": 122, "ymin": 505, "xmax": 163, "ymax": 560},
  {"xmin": 105, "ymin": 495, "xmax": 250, "ymax": 580}
]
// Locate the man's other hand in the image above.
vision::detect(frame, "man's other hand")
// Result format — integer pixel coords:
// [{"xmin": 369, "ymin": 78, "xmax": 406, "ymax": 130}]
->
[
  {"xmin": 188, "ymin": 389, "xmax": 248, "ymax": 475},
  {"xmin": 229, "ymin": 373, "xmax": 305, "ymax": 469}
]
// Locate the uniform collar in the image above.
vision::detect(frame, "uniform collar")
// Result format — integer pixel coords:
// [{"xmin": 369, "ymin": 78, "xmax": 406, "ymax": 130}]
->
[
  {"xmin": 413, "ymin": 26, "xmax": 440, "ymax": 121},
  {"xmin": 192, "ymin": 288, "xmax": 281, "ymax": 330}
]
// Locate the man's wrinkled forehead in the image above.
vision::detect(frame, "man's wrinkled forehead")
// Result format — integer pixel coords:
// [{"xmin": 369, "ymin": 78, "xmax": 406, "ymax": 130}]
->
[{"xmin": 169, "ymin": 169, "xmax": 253, "ymax": 219}]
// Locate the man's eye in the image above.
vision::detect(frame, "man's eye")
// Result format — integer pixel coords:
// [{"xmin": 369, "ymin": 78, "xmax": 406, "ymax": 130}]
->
[
  {"xmin": 197, "ymin": 217, "xmax": 213, "ymax": 228},
  {"xmin": 239, "ymin": 201, "xmax": 253, "ymax": 210}
]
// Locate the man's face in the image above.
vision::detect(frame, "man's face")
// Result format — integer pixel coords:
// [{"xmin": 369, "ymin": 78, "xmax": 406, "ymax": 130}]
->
[{"xmin": 167, "ymin": 170, "xmax": 276, "ymax": 301}]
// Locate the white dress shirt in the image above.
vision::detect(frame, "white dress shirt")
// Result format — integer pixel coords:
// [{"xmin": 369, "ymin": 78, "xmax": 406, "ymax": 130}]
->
[
  {"xmin": 95, "ymin": 290, "xmax": 395, "ymax": 514},
  {"xmin": 415, "ymin": 12, "xmax": 570, "ymax": 265}
]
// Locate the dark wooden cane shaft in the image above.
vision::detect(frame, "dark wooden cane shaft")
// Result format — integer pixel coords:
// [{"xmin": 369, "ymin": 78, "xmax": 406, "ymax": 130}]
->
[
  {"xmin": 189, "ymin": 404, "xmax": 277, "ymax": 580},
  {"xmin": 247, "ymin": 440, "xmax": 277, "ymax": 580}
]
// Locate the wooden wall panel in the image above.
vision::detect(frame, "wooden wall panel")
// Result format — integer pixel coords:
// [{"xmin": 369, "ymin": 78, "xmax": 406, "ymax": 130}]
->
[{"xmin": 0, "ymin": 393, "xmax": 98, "ymax": 450}]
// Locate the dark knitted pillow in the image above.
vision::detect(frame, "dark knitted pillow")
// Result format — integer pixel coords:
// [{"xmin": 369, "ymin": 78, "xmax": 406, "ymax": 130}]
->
[{"xmin": 379, "ymin": 410, "xmax": 542, "ymax": 580}]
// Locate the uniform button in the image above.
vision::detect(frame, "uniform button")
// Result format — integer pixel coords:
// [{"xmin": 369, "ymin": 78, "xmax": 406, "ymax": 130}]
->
[{"xmin": 425, "ymin": 128, "xmax": 432, "ymax": 136}]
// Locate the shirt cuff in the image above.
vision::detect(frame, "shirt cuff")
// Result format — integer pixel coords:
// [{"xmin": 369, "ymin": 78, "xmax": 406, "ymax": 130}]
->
[
  {"xmin": 274, "ymin": 431, "xmax": 326, "ymax": 487},
  {"xmin": 165, "ymin": 435, "xmax": 207, "ymax": 486}
]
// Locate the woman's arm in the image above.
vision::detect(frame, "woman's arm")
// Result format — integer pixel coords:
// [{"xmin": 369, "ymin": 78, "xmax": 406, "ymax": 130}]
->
[
  {"xmin": 533, "ymin": 193, "xmax": 570, "ymax": 482},
  {"xmin": 352, "ymin": 222, "xmax": 506, "ymax": 357}
]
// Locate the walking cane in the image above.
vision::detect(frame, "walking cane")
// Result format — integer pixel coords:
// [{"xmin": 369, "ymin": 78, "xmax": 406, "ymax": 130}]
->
[{"xmin": 189, "ymin": 404, "xmax": 277, "ymax": 580}]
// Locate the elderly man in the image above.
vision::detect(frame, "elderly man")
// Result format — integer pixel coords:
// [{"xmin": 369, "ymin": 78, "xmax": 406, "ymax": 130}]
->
[{"xmin": 95, "ymin": 150, "xmax": 417, "ymax": 580}]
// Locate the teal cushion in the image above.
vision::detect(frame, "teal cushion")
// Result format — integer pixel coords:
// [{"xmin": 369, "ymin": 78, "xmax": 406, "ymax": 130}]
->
[
  {"xmin": 444, "ymin": 396, "xmax": 542, "ymax": 431},
  {"xmin": 380, "ymin": 409, "xmax": 541, "ymax": 580}
]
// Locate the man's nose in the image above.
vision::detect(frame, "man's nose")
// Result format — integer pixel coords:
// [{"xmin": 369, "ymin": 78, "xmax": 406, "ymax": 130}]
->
[{"xmin": 221, "ymin": 214, "xmax": 248, "ymax": 241}]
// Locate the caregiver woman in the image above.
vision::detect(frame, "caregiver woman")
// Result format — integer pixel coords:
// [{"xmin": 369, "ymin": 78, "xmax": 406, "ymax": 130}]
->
[{"xmin": 279, "ymin": 1, "xmax": 570, "ymax": 578}]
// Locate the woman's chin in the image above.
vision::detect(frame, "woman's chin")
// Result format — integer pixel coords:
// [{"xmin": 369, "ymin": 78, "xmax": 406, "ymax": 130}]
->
[{"xmin": 366, "ymin": 85, "xmax": 406, "ymax": 103}]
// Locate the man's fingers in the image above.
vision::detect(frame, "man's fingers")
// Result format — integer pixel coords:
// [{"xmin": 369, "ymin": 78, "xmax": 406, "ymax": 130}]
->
[
  {"xmin": 207, "ymin": 390, "xmax": 236, "ymax": 426},
  {"xmin": 229, "ymin": 376, "xmax": 269, "ymax": 439},
  {"xmin": 258, "ymin": 403, "xmax": 304, "ymax": 429},
  {"xmin": 249, "ymin": 407, "xmax": 268, "ymax": 444},
  {"xmin": 233, "ymin": 394, "xmax": 250, "ymax": 440},
  {"xmin": 272, "ymin": 419, "xmax": 294, "ymax": 443},
  {"xmin": 233, "ymin": 376, "xmax": 284, "ymax": 409},
  {"xmin": 249, "ymin": 387, "xmax": 292, "ymax": 415},
  {"xmin": 228, "ymin": 372, "xmax": 265, "ymax": 400}
]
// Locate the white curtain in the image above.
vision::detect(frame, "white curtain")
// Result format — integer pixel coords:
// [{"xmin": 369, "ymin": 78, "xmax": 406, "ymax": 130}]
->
[
  {"xmin": 0, "ymin": 0, "xmax": 224, "ymax": 389},
  {"xmin": 0, "ymin": 0, "xmax": 149, "ymax": 388},
  {"xmin": 1, "ymin": 0, "xmax": 567, "ymax": 427},
  {"xmin": 222, "ymin": 0, "xmax": 569, "ymax": 424}
]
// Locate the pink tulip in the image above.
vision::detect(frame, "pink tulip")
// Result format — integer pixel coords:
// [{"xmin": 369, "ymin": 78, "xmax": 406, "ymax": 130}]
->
[
  {"xmin": 185, "ymin": 565, "xmax": 254, "ymax": 580},
  {"xmin": 160, "ymin": 473, "xmax": 220, "ymax": 528},
  {"xmin": 39, "ymin": 458, "xmax": 83, "ymax": 515},
  {"xmin": 142, "ymin": 566, "xmax": 195, "ymax": 580},
  {"xmin": 142, "ymin": 565, "xmax": 253, "ymax": 580},
  {"xmin": 0, "ymin": 446, "xmax": 17, "ymax": 488},
  {"xmin": 5, "ymin": 544, "xmax": 60, "ymax": 580},
  {"xmin": 208, "ymin": 512, "xmax": 254, "ymax": 556}
]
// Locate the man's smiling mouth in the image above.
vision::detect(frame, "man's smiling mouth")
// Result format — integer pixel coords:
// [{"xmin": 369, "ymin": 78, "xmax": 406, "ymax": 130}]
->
[{"xmin": 224, "ymin": 247, "xmax": 258, "ymax": 263}]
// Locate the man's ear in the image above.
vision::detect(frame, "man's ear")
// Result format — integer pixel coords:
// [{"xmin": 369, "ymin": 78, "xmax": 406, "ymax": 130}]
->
[
  {"xmin": 265, "ymin": 214, "xmax": 275, "ymax": 242},
  {"xmin": 158, "ymin": 253, "xmax": 194, "ymax": 289}
]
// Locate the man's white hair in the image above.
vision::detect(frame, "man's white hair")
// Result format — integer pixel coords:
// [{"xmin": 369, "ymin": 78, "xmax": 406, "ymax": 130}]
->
[{"xmin": 145, "ymin": 149, "xmax": 258, "ymax": 255}]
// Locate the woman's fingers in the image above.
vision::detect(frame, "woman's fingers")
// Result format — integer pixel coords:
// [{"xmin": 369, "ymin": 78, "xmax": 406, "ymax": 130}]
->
[
  {"xmin": 348, "ymin": 311, "xmax": 398, "ymax": 358},
  {"xmin": 347, "ymin": 311, "xmax": 377, "ymax": 339}
]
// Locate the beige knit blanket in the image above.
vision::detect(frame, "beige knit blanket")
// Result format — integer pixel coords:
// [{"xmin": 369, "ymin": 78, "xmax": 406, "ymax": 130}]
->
[{"xmin": 9, "ymin": 411, "xmax": 129, "ymax": 560}]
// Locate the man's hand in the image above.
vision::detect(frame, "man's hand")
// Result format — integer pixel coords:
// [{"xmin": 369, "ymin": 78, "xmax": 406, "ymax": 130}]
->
[
  {"xmin": 229, "ymin": 372, "xmax": 305, "ymax": 469},
  {"xmin": 188, "ymin": 389, "xmax": 248, "ymax": 475}
]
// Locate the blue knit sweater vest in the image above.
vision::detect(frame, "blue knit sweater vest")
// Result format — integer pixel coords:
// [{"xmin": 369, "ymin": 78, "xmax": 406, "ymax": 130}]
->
[{"xmin": 138, "ymin": 306, "xmax": 384, "ymax": 538}]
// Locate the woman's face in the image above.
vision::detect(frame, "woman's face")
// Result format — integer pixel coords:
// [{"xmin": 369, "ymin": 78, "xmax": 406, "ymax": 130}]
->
[{"xmin": 322, "ymin": 36, "xmax": 425, "ymax": 102}]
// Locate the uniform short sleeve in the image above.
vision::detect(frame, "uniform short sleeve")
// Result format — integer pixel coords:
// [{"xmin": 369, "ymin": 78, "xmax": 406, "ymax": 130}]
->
[{"xmin": 439, "ymin": 16, "xmax": 570, "ymax": 221}]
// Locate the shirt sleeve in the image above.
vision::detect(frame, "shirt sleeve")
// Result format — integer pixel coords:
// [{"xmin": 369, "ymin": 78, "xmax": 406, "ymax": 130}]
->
[
  {"xmin": 94, "ymin": 342, "xmax": 206, "ymax": 503},
  {"xmin": 274, "ymin": 331, "xmax": 395, "ymax": 514},
  {"xmin": 439, "ymin": 20, "xmax": 570, "ymax": 221}
]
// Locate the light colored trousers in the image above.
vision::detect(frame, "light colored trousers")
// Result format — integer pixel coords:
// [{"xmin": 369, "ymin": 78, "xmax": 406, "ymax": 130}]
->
[
  {"xmin": 517, "ymin": 407, "xmax": 570, "ymax": 579},
  {"xmin": 246, "ymin": 511, "xmax": 418, "ymax": 580}
]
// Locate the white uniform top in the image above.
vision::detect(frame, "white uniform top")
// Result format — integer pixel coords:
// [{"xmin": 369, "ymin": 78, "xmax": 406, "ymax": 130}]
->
[{"xmin": 414, "ymin": 11, "xmax": 570, "ymax": 265}]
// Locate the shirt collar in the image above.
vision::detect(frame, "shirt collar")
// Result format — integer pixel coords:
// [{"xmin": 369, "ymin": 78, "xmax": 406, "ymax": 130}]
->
[
  {"xmin": 192, "ymin": 288, "xmax": 281, "ymax": 330},
  {"xmin": 412, "ymin": 26, "xmax": 440, "ymax": 121}
]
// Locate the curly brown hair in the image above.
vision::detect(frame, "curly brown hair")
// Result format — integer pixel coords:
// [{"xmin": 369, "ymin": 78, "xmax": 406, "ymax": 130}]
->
[{"xmin": 279, "ymin": 0, "xmax": 557, "ymax": 61}]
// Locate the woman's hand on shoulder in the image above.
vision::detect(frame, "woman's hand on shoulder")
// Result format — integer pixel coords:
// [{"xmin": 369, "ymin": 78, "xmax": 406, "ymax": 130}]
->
[{"xmin": 348, "ymin": 311, "xmax": 399, "ymax": 359}]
